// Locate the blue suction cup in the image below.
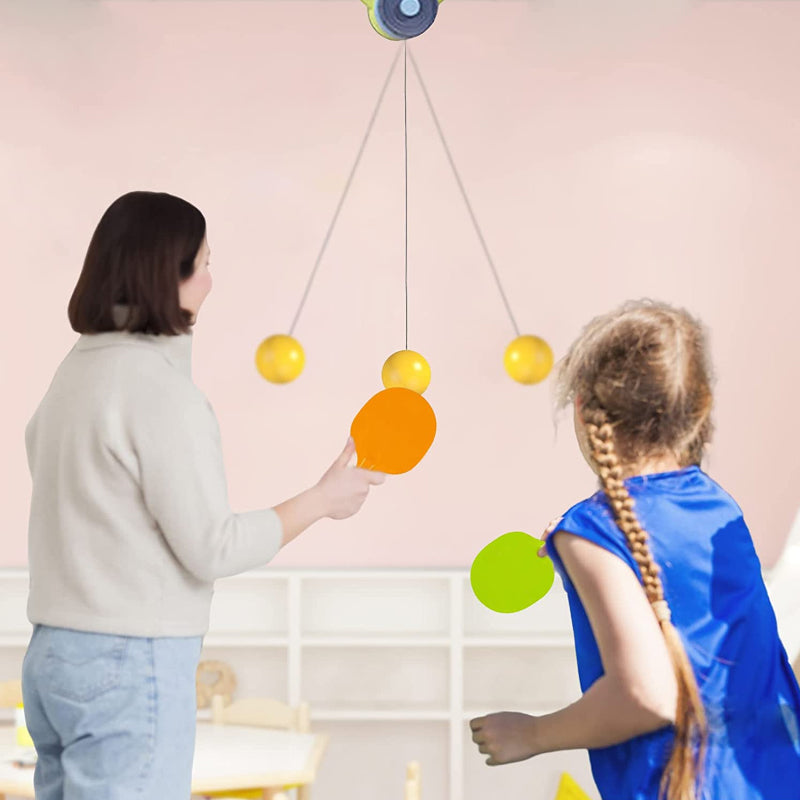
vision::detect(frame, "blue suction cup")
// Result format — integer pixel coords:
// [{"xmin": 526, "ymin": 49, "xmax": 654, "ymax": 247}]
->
[{"xmin": 374, "ymin": 0, "xmax": 439, "ymax": 40}]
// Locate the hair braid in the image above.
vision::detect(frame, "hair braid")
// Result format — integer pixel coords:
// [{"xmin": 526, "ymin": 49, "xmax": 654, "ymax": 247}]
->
[{"xmin": 583, "ymin": 405, "xmax": 708, "ymax": 800}]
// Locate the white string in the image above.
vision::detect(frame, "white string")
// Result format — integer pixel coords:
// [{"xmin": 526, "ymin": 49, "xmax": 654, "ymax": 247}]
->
[
  {"xmin": 408, "ymin": 49, "xmax": 521, "ymax": 338},
  {"xmin": 289, "ymin": 49, "xmax": 402, "ymax": 336},
  {"xmin": 404, "ymin": 41, "xmax": 409, "ymax": 350}
]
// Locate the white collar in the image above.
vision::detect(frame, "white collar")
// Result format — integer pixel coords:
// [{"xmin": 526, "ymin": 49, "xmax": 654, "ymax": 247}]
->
[{"xmin": 74, "ymin": 304, "xmax": 194, "ymax": 377}]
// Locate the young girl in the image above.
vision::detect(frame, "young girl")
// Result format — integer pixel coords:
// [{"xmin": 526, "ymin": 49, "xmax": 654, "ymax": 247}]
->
[
  {"xmin": 22, "ymin": 191, "xmax": 386, "ymax": 799},
  {"xmin": 470, "ymin": 300, "xmax": 800, "ymax": 800}
]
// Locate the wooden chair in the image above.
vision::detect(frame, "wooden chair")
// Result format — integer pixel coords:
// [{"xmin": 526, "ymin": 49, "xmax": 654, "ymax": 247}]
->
[
  {"xmin": 197, "ymin": 696, "xmax": 312, "ymax": 800},
  {"xmin": 211, "ymin": 696, "xmax": 310, "ymax": 733},
  {"xmin": 404, "ymin": 761, "xmax": 421, "ymax": 800},
  {"xmin": 0, "ymin": 679, "xmax": 22, "ymax": 709},
  {"xmin": 0, "ymin": 681, "xmax": 25, "ymax": 800}
]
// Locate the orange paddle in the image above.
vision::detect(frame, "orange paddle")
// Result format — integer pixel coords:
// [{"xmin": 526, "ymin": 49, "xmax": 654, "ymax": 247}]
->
[{"xmin": 350, "ymin": 387, "xmax": 436, "ymax": 474}]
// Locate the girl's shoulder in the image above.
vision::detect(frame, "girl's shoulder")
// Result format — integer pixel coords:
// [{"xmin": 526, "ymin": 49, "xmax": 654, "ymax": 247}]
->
[
  {"xmin": 559, "ymin": 489, "xmax": 616, "ymax": 534},
  {"xmin": 548, "ymin": 492, "xmax": 636, "ymax": 573}
]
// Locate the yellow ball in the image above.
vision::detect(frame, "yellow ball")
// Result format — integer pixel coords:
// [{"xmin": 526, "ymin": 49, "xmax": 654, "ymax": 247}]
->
[
  {"xmin": 504, "ymin": 335, "xmax": 553, "ymax": 385},
  {"xmin": 381, "ymin": 350, "xmax": 431, "ymax": 394},
  {"xmin": 255, "ymin": 334, "xmax": 305, "ymax": 384}
]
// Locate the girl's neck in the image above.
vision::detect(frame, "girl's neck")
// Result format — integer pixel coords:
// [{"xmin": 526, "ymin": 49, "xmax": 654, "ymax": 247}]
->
[{"xmin": 618, "ymin": 453, "xmax": 683, "ymax": 480}]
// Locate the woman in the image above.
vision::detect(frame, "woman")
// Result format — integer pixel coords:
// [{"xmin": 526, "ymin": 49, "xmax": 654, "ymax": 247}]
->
[{"xmin": 22, "ymin": 191, "xmax": 385, "ymax": 799}]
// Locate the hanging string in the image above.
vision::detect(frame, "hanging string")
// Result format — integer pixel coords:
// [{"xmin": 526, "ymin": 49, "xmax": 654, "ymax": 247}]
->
[
  {"xmin": 404, "ymin": 41, "xmax": 409, "ymax": 350},
  {"xmin": 408, "ymin": 50, "xmax": 521, "ymax": 338},
  {"xmin": 289, "ymin": 48, "xmax": 402, "ymax": 337}
]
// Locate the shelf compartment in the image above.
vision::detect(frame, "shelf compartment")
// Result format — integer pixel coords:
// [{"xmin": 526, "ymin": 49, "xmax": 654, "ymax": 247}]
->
[
  {"xmin": 312, "ymin": 720, "xmax": 449, "ymax": 800},
  {"xmin": 463, "ymin": 635, "xmax": 573, "ymax": 648},
  {"xmin": 199, "ymin": 645, "xmax": 287, "ymax": 702},
  {"xmin": 0, "ymin": 575, "xmax": 31, "ymax": 638},
  {"xmin": 463, "ymin": 646, "xmax": 580, "ymax": 710},
  {"xmin": 462, "ymin": 578, "xmax": 572, "ymax": 638},
  {"xmin": 301, "ymin": 577, "xmax": 450, "ymax": 637},
  {"xmin": 208, "ymin": 576, "xmax": 288, "ymax": 637},
  {"xmin": 0, "ymin": 636, "xmax": 31, "ymax": 648},
  {"xmin": 302, "ymin": 636, "xmax": 450, "ymax": 647},
  {"xmin": 302, "ymin": 645, "xmax": 449, "ymax": 711},
  {"xmin": 311, "ymin": 709, "xmax": 450, "ymax": 721},
  {"xmin": 203, "ymin": 635, "xmax": 289, "ymax": 648}
]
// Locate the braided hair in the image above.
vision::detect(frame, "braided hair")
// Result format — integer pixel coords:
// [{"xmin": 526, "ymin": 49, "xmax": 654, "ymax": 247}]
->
[{"xmin": 557, "ymin": 300, "xmax": 713, "ymax": 800}]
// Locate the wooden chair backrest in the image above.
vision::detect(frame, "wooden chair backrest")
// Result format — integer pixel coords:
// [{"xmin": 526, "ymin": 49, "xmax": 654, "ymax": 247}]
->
[
  {"xmin": 0, "ymin": 680, "xmax": 22, "ymax": 709},
  {"xmin": 211, "ymin": 695, "xmax": 310, "ymax": 733},
  {"xmin": 404, "ymin": 761, "xmax": 421, "ymax": 800}
]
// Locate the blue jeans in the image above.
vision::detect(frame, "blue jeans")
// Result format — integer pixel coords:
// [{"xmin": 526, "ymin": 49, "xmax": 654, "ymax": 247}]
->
[{"xmin": 22, "ymin": 625, "xmax": 203, "ymax": 799}]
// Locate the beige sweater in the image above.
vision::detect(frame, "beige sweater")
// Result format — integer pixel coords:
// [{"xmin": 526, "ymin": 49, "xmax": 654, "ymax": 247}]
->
[{"xmin": 25, "ymin": 320, "xmax": 283, "ymax": 637}]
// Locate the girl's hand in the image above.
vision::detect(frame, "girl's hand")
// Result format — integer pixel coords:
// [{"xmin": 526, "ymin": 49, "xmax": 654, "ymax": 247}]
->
[
  {"xmin": 316, "ymin": 438, "xmax": 386, "ymax": 520},
  {"xmin": 469, "ymin": 712, "xmax": 539, "ymax": 766},
  {"xmin": 538, "ymin": 516, "xmax": 562, "ymax": 557}
]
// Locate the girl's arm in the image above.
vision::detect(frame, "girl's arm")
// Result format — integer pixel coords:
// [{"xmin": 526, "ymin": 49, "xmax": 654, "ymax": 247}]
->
[{"xmin": 470, "ymin": 531, "xmax": 678, "ymax": 764}]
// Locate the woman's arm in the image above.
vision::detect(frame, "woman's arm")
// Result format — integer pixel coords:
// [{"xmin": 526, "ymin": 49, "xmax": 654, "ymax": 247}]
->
[
  {"xmin": 470, "ymin": 531, "xmax": 677, "ymax": 764},
  {"xmin": 134, "ymin": 384, "xmax": 384, "ymax": 581},
  {"xmin": 274, "ymin": 438, "xmax": 385, "ymax": 547}
]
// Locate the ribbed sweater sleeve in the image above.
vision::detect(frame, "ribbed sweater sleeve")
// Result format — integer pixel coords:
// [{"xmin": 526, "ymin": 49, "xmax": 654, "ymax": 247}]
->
[{"xmin": 129, "ymin": 385, "xmax": 284, "ymax": 581}]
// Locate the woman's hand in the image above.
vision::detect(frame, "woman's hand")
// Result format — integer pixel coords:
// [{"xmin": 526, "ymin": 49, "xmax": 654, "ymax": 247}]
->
[
  {"xmin": 274, "ymin": 439, "xmax": 386, "ymax": 547},
  {"xmin": 469, "ymin": 712, "xmax": 539, "ymax": 766},
  {"xmin": 316, "ymin": 438, "xmax": 386, "ymax": 520}
]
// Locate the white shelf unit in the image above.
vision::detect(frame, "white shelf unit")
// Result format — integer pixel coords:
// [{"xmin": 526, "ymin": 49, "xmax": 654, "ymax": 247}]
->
[
  {"xmin": 202, "ymin": 569, "xmax": 597, "ymax": 800},
  {"xmin": 0, "ymin": 569, "xmax": 599, "ymax": 800}
]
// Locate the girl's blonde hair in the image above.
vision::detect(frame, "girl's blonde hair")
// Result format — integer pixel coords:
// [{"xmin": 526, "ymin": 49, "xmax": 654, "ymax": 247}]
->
[{"xmin": 556, "ymin": 299, "xmax": 712, "ymax": 800}]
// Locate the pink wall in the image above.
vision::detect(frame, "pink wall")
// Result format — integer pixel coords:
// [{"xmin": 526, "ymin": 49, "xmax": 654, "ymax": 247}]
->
[{"xmin": 1, "ymin": 1, "xmax": 798, "ymax": 568}]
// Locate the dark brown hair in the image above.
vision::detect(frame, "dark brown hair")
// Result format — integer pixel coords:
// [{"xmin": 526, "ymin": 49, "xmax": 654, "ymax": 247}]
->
[
  {"xmin": 557, "ymin": 299, "xmax": 713, "ymax": 800},
  {"xmin": 68, "ymin": 191, "xmax": 206, "ymax": 336}
]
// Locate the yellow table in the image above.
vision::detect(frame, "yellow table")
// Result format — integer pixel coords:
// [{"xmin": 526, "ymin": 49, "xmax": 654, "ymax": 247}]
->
[{"xmin": 0, "ymin": 723, "xmax": 328, "ymax": 799}]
